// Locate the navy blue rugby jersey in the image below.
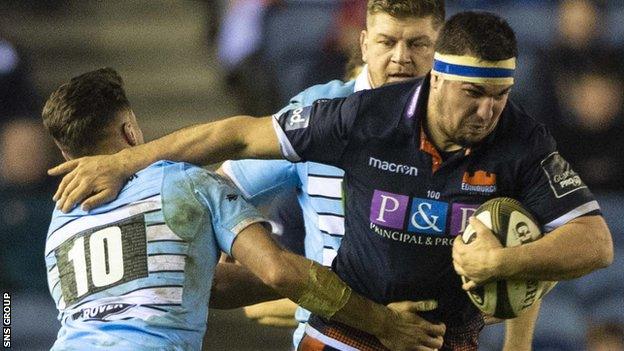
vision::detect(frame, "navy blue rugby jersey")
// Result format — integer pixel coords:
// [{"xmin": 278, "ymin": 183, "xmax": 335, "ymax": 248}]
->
[{"xmin": 273, "ymin": 75, "xmax": 599, "ymax": 328}]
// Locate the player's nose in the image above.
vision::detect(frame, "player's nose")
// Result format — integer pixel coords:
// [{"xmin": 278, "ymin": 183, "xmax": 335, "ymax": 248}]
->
[
  {"xmin": 390, "ymin": 42, "xmax": 411, "ymax": 64},
  {"xmin": 475, "ymin": 97, "xmax": 494, "ymax": 121}
]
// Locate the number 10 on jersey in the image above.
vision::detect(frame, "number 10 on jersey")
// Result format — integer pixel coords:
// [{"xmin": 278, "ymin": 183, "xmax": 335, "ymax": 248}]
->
[
  {"xmin": 68, "ymin": 227, "xmax": 125, "ymax": 298},
  {"xmin": 55, "ymin": 216, "xmax": 149, "ymax": 305}
]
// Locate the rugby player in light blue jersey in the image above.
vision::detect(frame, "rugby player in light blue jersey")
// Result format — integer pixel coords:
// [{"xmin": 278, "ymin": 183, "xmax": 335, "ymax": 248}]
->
[
  {"xmin": 41, "ymin": 68, "xmax": 446, "ymax": 351},
  {"xmin": 219, "ymin": 1, "xmax": 443, "ymax": 347}
]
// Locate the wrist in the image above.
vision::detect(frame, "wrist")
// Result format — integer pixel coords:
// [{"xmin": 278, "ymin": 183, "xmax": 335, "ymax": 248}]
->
[
  {"xmin": 371, "ymin": 304, "xmax": 394, "ymax": 340},
  {"xmin": 493, "ymin": 247, "xmax": 515, "ymax": 279},
  {"xmin": 116, "ymin": 147, "xmax": 143, "ymax": 177}
]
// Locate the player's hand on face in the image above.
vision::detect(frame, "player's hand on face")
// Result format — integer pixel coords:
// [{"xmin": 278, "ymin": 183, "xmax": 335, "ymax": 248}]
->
[
  {"xmin": 379, "ymin": 300, "xmax": 445, "ymax": 351},
  {"xmin": 48, "ymin": 153, "xmax": 129, "ymax": 213},
  {"xmin": 453, "ymin": 217, "xmax": 503, "ymax": 290}
]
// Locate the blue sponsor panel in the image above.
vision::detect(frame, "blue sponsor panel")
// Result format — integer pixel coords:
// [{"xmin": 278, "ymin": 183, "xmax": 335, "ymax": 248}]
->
[{"xmin": 407, "ymin": 198, "xmax": 448, "ymax": 235}]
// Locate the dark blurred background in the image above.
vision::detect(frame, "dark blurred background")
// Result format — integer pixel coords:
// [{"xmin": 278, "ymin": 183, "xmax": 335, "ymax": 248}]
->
[{"xmin": 0, "ymin": 0, "xmax": 622, "ymax": 350}]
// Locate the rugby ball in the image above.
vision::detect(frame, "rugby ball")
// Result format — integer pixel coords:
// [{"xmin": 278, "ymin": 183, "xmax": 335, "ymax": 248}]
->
[{"xmin": 461, "ymin": 197, "xmax": 557, "ymax": 319}]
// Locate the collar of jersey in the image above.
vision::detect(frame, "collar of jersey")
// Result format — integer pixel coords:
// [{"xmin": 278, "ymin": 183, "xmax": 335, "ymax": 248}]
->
[{"xmin": 354, "ymin": 65, "xmax": 372, "ymax": 92}]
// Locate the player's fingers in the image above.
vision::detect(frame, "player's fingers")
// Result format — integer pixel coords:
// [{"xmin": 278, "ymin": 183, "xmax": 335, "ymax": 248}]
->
[
  {"xmin": 418, "ymin": 332, "xmax": 444, "ymax": 349},
  {"xmin": 61, "ymin": 181, "xmax": 92, "ymax": 213},
  {"xmin": 468, "ymin": 216, "xmax": 489, "ymax": 234},
  {"xmin": 452, "ymin": 235, "xmax": 465, "ymax": 249},
  {"xmin": 402, "ymin": 300, "xmax": 437, "ymax": 312},
  {"xmin": 483, "ymin": 315, "xmax": 503, "ymax": 325},
  {"xmin": 462, "ymin": 280, "xmax": 477, "ymax": 291},
  {"xmin": 53, "ymin": 170, "xmax": 77, "ymax": 202},
  {"xmin": 48, "ymin": 159, "xmax": 80, "ymax": 176},
  {"xmin": 452, "ymin": 256, "xmax": 465, "ymax": 276},
  {"xmin": 424, "ymin": 321, "xmax": 446, "ymax": 337},
  {"xmin": 57, "ymin": 175, "xmax": 82, "ymax": 212},
  {"xmin": 81, "ymin": 189, "xmax": 116, "ymax": 211}
]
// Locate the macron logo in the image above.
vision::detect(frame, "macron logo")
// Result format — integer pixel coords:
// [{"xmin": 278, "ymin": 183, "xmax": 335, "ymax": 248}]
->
[{"xmin": 368, "ymin": 157, "xmax": 418, "ymax": 177}]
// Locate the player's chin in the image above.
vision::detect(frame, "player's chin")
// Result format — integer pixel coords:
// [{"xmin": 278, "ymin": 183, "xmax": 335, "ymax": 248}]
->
[
  {"xmin": 456, "ymin": 133, "xmax": 486, "ymax": 147},
  {"xmin": 385, "ymin": 75, "xmax": 416, "ymax": 84}
]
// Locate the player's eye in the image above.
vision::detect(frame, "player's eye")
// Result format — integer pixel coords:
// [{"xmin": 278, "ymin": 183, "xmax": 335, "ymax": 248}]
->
[
  {"xmin": 494, "ymin": 91, "xmax": 510, "ymax": 101},
  {"xmin": 464, "ymin": 89, "xmax": 481, "ymax": 98},
  {"xmin": 410, "ymin": 41, "xmax": 430, "ymax": 49},
  {"xmin": 379, "ymin": 40, "xmax": 394, "ymax": 47}
]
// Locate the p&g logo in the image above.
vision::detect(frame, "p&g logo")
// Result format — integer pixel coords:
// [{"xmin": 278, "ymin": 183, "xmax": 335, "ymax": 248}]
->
[{"xmin": 370, "ymin": 190, "xmax": 448, "ymax": 235}]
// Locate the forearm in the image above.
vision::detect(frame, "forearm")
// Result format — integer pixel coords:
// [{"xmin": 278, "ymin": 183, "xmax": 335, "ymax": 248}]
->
[
  {"xmin": 118, "ymin": 115, "xmax": 279, "ymax": 173},
  {"xmin": 274, "ymin": 252, "xmax": 390, "ymax": 338},
  {"xmin": 496, "ymin": 215, "xmax": 613, "ymax": 281},
  {"xmin": 210, "ymin": 262, "xmax": 280, "ymax": 309},
  {"xmin": 502, "ymin": 300, "xmax": 541, "ymax": 351}
]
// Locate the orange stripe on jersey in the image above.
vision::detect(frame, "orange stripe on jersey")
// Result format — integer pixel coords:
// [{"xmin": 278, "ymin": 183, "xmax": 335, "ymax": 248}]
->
[
  {"xmin": 298, "ymin": 335, "xmax": 329, "ymax": 351},
  {"xmin": 419, "ymin": 126, "xmax": 471, "ymax": 173},
  {"xmin": 462, "ymin": 170, "xmax": 496, "ymax": 186},
  {"xmin": 420, "ymin": 127, "xmax": 442, "ymax": 172}
]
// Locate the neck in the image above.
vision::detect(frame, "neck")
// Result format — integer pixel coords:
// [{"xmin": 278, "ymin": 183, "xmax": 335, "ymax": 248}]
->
[
  {"xmin": 366, "ymin": 69, "xmax": 377, "ymax": 89},
  {"xmin": 425, "ymin": 97, "xmax": 462, "ymax": 153},
  {"xmin": 65, "ymin": 143, "xmax": 128, "ymax": 160}
]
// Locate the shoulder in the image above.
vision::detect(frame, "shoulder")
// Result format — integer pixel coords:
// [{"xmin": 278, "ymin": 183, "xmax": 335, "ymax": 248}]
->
[
  {"xmin": 163, "ymin": 161, "xmax": 229, "ymax": 191},
  {"xmin": 501, "ymin": 101, "xmax": 551, "ymax": 141},
  {"xmin": 293, "ymin": 79, "xmax": 356, "ymax": 105},
  {"xmin": 357, "ymin": 79, "xmax": 421, "ymax": 108},
  {"xmin": 490, "ymin": 100, "xmax": 555, "ymax": 157}
]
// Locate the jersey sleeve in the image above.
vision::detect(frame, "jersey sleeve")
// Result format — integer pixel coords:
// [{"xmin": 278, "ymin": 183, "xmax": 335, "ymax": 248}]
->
[
  {"xmin": 272, "ymin": 93, "xmax": 361, "ymax": 167},
  {"xmin": 182, "ymin": 166, "xmax": 268, "ymax": 255},
  {"xmin": 221, "ymin": 159, "xmax": 299, "ymax": 206},
  {"xmin": 517, "ymin": 125, "xmax": 600, "ymax": 232}
]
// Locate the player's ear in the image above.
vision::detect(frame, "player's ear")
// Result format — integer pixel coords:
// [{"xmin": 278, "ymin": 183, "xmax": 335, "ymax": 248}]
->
[
  {"xmin": 122, "ymin": 122, "xmax": 140, "ymax": 147},
  {"xmin": 360, "ymin": 30, "xmax": 368, "ymax": 63}
]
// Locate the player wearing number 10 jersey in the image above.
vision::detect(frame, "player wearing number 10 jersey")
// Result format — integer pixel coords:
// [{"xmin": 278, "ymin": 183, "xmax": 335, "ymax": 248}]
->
[
  {"xmin": 45, "ymin": 160, "xmax": 264, "ymax": 350},
  {"xmin": 42, "ymin": 71, "xmax": 269, "ymax": 351}
]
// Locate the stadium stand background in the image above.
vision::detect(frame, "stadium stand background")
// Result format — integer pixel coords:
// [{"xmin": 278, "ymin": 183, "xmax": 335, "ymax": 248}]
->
[{"xmin": 0, "ymin": 1, "xmax": 621, "ymax": 350}]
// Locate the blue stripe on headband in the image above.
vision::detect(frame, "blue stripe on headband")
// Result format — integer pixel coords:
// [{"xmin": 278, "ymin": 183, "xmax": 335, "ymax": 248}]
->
[{"xmin": 433, "ymin": 59, "xmax": 515, "ymax": 78}]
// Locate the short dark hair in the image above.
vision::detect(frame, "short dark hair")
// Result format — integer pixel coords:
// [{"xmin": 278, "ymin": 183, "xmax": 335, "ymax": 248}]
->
[
  {"xmin": 367, "ymin": 0, "xmax": 445, "ymax": 27},
  {"xmin": 435, "ymin": 11, "xmax": 517, "ymax": 61},
  {"xmin": 42, "ymin": 67, "xmax": 131, "ymax": 157}
]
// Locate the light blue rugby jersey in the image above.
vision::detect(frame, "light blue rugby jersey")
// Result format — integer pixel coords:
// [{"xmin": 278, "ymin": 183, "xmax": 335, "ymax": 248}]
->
[
  {"xmin": 221, "ymin": 66, "xmax": 371, "ymax": 348},
  {"xmin": 45, "ymin": 161, "xmax": 265, "ymax": 350}
]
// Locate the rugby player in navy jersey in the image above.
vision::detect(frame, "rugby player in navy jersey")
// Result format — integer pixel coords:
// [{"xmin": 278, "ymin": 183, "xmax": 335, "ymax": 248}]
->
[
  {"xmin": 41, "ymin": 68, "xmax": 446, "ymax": 351},
  {"xmin": 49, "ymin": 11, "xmax": 613, "ymax": 351},
  {"xmin": 218, "ymin": 0, "xmax": 447, "ymax": 348}
]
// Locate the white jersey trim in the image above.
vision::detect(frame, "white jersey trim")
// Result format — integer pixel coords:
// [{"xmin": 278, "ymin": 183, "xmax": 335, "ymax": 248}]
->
[
  {"xmin": 544, "ymin": 200, "xmax": 600, "ymax": 232},
  {"xmin": 148, "ymin": 254, "xmax": 186, "ymax": 272},
  {"xmin": 231, "ymin": 216, "xmax": 268, "ymax": 235},
  {"xmin": 322, "ymin": 248, "xmax": 338, "ymax": 267},
  {"xmin": 354, "ymin": 65, "xmax": 372, "ymax": 92},
  {"xmin": 146, "ymin": 224, "xmax": 183, "ymax": 242},
  {"xmin": 63, "ymin": 287, "xmax": 183, "ymax": 315},
  {"xmin": 318, "ymin": 214, "xmax": 345, "ymax": 235},
  {"xmin": 46, "ymin": 195, "xmax": 162, "ymax": 255},
  {"xmin": 308, "ymin": 176, "xmax": 342, "ymax": 199},
  {"xmin": 305, "ymin": 325, "xmax": 359, "ymax": 351},
  {"xmin": 272, "ymin": 115, "xmax": 302, "ymax": 162}
]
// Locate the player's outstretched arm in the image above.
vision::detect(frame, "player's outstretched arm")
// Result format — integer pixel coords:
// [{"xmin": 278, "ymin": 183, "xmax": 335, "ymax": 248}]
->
[
  {"xmin": 454, "ymin": 216, "xmax": 613, "ymax": 289},
  {"xmin": 231, "ymin": 223, "xmax": 447, "ymax": 351},
  {"xmin": 209, "ymin": 262, "xmax": 281, "ymax": 309},
  {"xmin": 48, "ymin": 116, "xmax": 279, "ymax": 212}
]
